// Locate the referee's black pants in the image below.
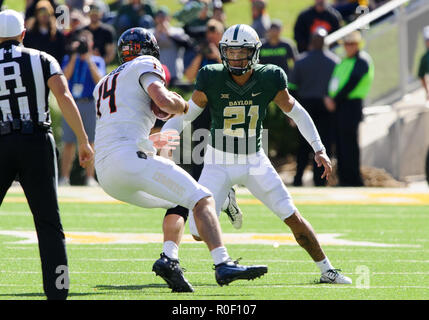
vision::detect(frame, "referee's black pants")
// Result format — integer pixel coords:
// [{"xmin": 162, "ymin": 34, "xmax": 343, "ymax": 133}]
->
[
  {"xmin": 335, "ymin": 99, "xmax": 364, "ymax": 187},
  {"xmin": 0, "ymin": 130, "xmax": 68, "ymax": 300}
]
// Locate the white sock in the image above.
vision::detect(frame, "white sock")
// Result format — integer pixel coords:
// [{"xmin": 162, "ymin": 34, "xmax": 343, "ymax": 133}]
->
[
  {"xmin": 210, "ymin": 246, "xmax": 230, "ymax": 265},
  {"xmin": 316, "ymin": 257, "xmax": 334, "ymax": 274},
  {"xmin": 163, "ymin": 241, "xmax": 179, "ymax": 260}
]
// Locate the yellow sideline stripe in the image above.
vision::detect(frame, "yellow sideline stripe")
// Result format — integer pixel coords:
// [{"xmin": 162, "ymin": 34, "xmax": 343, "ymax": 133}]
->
[{"xmin": 3, "ymin": 194, "xmax": 429, "ymax": 205}]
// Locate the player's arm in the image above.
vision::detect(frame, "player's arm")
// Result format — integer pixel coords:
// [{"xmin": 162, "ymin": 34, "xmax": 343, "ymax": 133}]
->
[
  {"xmin": 140, "ymin": 73, "xmax": 188, "ymax": 115},
  {"xmin": 161, "ymin": 90, "xmax": 207, "ymax": 134},
  {"xmin": 273, "ymin": 88, "xmax": 332, "ymax": 180}
]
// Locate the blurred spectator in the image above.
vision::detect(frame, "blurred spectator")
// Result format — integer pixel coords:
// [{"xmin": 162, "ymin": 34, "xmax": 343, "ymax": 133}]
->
[
  {"xmin": 82, "ymin": 2, "xmax": 116, "ymax": 65},
  {"xmin": 418, "ymin": 26, "xmax": 429, "ymax": 101},
  {"xmin": 251, "ymin": 0, "xmax": 270, "ymax": 40},
  {"xmin": 152, "ymin": 7, "xmax": 192, "ymax": 85},
  {"xmin": 25, "ymin": 0, "xmax": 58, "ymax": 24},
  {"xmin": 370, "ymin": 0, "xmax": 390, "ymax": 9},
  {"xmin": 183, "ymin": 0, "xmax": 211, "ymax": 44},
  {"xmin": 288, "ymin": 28, "xmax": 340, "ymax": 186},
  {"xmin": 184, "ymin": 18, "xmax": 223, "ymax": 82},
  {"xmin": 185, "ymin": 18, "xmax": 224, "ymax": 180},
  {"xmin": 325, "ymin": 31, "xmax": 374, "ymax": 186},
  {"xmin": 294, "ymin": 0, "xmax": 343, "ymax": 53},
  {"xmin": 64, "ymin": 9, "xmax": 89, "ymax": 55},
  {"xmin": 259, "ymin": 19, "xmax": 297, "ymax": 77},
  {"xmin": 333, "ymin": 0, "xmax": 369, "ymax": 23},
  {"xmin": 212, "ymin": 0, "xmax": 226, "ymax": 26},
  {"xmin": 65, "ymin": 0, "xmax": 84, "ymax": 11},
  {"xmin": 23, "ymin": 0, "xmax": 65, "ymax": 63},
  {"xmin": 59, "ymin": 30, "xmax": 105, "ymax": 186},
  {"xmin": 114, "ymin": 0, "xmax": 155, "ymax": 35}
]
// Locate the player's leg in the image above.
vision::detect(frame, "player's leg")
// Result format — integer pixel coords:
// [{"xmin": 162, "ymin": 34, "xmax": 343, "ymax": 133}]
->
[
  {"xmin": 152, "ymin": 205, "xmax": 194, "ymax": 292},
  {"xmin": 245, "ymin": 151, "xmax": 351, "ymax": 284},
  {"xmin": 188, "ymin": 163, "xmax": 231, "ymax": 240},
  {"xmin": 97, "ymin": 149, "xmax": 267, "ymax": 288}
]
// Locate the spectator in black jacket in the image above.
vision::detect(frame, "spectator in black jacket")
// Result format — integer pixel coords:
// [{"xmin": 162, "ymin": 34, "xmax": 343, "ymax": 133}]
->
[
  {"xmin": 289, "ymin": 28, "xmax": 340, "ymax": 186},
  {"xmin": 294, "ymin": 0, "xmax": 343, "ymax": 53},
  {"xmin": 82, "ymin": 2, "xmax": 116, "ymax": 65},
  {"xmin": 23, "ymin": 0, "xmax": 65, "ymax": 63},
  {"xmin": 259, "ymin": 20, "xmax": 297, "ymax": 78}
]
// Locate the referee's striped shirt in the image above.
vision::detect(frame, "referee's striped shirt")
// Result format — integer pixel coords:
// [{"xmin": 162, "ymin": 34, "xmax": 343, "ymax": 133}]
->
[{"xmin": 0, "ymin": 40, "xmax": 62, "ymax": 126}]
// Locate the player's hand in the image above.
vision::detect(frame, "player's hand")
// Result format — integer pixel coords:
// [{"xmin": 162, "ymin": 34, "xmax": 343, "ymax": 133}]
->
[
  {"xmin": 149, "ymin": 129, "xmax": 180, "ymax": 150},
  {"xmin": 169, "ymin": 91, "xmax": 188, "ymax": 114},
  {"xmin": 78, "ymin": 142, "xmax": 94, "ymax": 169},
  {"xmin": 314, "ymin": 150, "xmax": 332, "ymax": 181}
]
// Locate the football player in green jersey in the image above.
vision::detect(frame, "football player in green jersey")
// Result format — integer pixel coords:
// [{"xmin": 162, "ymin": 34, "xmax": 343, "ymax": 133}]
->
[{"xmin": 162, "ymin": 24, "xmax": 352, "ymax": 284}]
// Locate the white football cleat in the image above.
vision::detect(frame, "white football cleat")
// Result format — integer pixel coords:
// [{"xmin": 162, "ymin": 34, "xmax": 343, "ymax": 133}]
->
[
  {"xmin": 223, "ymin": 188, "xmax": 243, "ymax": 229},
  {"xmin": 320, "ymin": 269, "xmax": 352, "ymax": 284}
]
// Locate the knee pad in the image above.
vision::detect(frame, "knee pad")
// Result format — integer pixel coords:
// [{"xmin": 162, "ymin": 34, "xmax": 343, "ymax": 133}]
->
[{"xmin": 165, "ymin": 205, "xmax": 189, "ymax": 222}]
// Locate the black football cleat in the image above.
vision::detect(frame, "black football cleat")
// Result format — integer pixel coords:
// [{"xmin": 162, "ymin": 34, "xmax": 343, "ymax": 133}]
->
[
  {"xmin": 152, "ymin": 253, "xmax": 194, "ymax": 292},
  {"xmin": 214, "ymin": 258, "xmax": 268, "ymax": 286}
]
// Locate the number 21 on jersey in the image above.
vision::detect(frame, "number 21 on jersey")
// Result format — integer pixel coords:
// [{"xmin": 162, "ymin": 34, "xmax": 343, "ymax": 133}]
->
[{"xmin": 223, "ymin": 105, "xmax": 259, "ymax": 138}]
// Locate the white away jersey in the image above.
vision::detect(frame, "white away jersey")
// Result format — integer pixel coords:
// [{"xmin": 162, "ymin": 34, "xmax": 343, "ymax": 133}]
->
[{"xmin": 93, "ymin": 55, "xmax": 165, "ymax": 164}]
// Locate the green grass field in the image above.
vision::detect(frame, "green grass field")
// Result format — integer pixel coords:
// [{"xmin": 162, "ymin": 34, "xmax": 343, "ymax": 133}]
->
[{"xmin": 0, "ymin": 187, "xmax": 428, "ymax": 300}]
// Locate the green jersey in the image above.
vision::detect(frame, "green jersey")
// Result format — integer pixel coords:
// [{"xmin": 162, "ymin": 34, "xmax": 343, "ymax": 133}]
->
[{"xmin": 195, "ymin": 63, "xmax": 288, "ymax": 154}]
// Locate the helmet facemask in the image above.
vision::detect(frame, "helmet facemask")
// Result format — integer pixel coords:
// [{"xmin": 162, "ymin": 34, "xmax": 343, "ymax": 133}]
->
[{"xmin": 219, "ymin": 43, "xmax": 260, "ymax": 76}]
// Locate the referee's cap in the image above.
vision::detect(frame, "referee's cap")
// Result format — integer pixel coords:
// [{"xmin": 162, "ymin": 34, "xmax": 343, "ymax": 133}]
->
[{"xmin": 0, "ymin": 9, "xmax": 25, "ymax": 38}]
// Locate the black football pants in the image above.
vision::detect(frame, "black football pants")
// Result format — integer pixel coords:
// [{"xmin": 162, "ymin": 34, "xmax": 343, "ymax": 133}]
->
[{"xmin": 0, "ymin": 131, "xmax": 68, "ymax": 300}]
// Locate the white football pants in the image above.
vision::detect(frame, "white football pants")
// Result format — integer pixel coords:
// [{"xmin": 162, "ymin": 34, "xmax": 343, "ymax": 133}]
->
[
  {"xmin": 189, "ymin": 145, "xmax": 297, "ymax": 237},
  {"xmin": 95, "ymin": 145, "xmax": 212, "ymax": 210}
]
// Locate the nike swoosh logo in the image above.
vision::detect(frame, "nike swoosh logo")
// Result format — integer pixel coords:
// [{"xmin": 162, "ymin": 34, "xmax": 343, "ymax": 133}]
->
[{"xmin": 252, "ymin": 92, "xmax": 262, "ymax": 97}]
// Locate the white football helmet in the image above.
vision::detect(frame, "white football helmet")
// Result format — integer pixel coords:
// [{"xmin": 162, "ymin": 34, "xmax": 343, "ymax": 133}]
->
[{"xmin": 219, "ymin": 24, "xmax": 262, "ymax": 76}]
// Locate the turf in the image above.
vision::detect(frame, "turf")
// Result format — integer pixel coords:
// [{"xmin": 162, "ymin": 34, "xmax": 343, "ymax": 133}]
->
[{"xmin": 0, "ymin": 190, "xmax": 428, "ymax": 300}]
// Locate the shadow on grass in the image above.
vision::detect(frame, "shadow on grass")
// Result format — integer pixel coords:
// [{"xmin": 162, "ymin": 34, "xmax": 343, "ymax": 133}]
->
[
  {"xmin": 95, "ymin": 284, "xmax": 168, "ymax": 291},
  {"xmin": 94, "ymin": 284, "xmax": 252, "ymax": 297},
  {"xmin": 0, "ymin": 292, "xmax": 102, "ymax": 298}
]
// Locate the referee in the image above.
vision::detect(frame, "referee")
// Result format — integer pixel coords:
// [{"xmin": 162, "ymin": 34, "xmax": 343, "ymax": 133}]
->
[{"xmin": 0, "ymin": 10, "xmax": 93, "ymax": 300}]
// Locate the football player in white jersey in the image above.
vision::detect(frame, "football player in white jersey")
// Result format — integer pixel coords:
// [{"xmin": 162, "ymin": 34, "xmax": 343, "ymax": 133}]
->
[
  {"xmin": 162, "ymin": 24, "xmax": 352, "ymax": 285},
  {"xmin": 93, "ymin": 28, "xmax": 267, "ymax": 292}
]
